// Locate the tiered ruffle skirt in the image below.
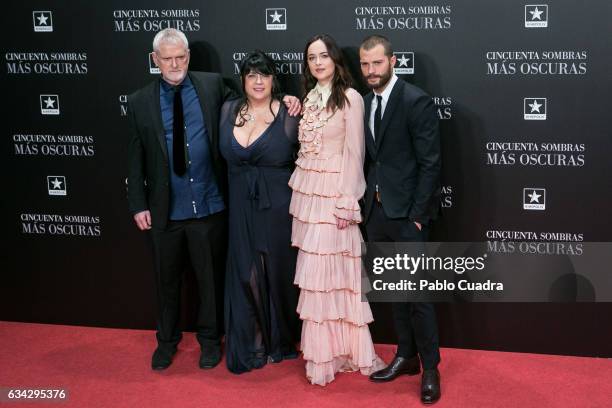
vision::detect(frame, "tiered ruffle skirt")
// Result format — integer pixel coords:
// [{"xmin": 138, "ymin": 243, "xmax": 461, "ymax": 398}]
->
[{"xmin": 289, "ymin": 154, "xmax": 385, "ymax": 386}]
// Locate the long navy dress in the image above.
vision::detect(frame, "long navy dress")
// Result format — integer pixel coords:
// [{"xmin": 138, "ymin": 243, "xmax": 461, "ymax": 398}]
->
[{"xmin": 220, "ymin": 98, "xmax": 301, "ymax": 373}]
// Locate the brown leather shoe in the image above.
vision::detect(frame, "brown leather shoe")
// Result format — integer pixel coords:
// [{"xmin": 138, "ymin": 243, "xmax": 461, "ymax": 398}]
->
[
  {"xmin": 369, "ymin": 355, "xmax": 421, "ymax": 382},
  {"xmin": 421, "ymin": 368, "xmax": 441, "ymax": 404}
]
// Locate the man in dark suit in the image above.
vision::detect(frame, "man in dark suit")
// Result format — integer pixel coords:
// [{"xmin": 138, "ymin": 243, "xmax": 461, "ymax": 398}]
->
[
  {"xmin": 359, "ymin": 35, "xmax": 442, "ymax": 404},
  {"xmin": 127, "ymin": 28, "xmax": 300, "ymax": 371},
  {"xmin": 127, "ymin": 28, "xmax": 230, "ymax": 371}
]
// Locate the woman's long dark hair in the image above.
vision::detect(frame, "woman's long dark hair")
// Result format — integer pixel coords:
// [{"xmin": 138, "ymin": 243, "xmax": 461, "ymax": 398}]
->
[
  {"xmin": 303, "ymin": 34, "xmax": 353, "ymax": 112},
  {"xmin": 234, "ymin": 50, "xmax": 283, "ymax": 127}
]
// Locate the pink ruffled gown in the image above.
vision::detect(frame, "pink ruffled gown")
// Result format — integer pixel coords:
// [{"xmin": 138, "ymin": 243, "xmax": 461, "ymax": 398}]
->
[{"xmin": 289, "ymin": 86, "xmax": 386, "ymax": 386}]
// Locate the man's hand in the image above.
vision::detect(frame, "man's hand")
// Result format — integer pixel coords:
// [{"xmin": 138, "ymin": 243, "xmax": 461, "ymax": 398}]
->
[
  {"xmin": 414, "ymin": 222, "xmax": 422, "ymax": 231},
  {"xmin": 134, "ymin": 210, "xmax": 152, "ymax": 230},
  {"xmin": 282, "ymin": 95, "xmax": 302, "ymax": 116}
]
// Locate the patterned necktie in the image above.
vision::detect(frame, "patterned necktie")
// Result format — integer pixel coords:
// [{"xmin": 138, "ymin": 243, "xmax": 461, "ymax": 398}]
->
[{"xmin": 172, "ymin": 85, "xmax": 186, "ymax": 176}]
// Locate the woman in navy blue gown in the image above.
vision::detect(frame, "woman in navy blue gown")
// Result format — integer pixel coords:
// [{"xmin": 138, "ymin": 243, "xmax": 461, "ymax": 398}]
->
[{"xmin": 220, "ymin": 51, "xmax": 301, "ymax": 373}]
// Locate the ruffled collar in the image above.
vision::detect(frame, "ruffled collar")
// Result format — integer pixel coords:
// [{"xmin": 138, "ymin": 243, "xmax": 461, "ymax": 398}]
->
[{"xmin": 305, "ymin": 82, "xmax": 332, "ymax": 111}]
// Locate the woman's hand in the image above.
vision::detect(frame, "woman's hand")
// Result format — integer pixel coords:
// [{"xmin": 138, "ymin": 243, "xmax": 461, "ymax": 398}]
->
[
  {"xmin": 336, "ymin": 217, "xmax": 350, "ymax": 230},
  {"xmin": 282, "ymin": 95, "xmax": 302, "ymax": 116}
]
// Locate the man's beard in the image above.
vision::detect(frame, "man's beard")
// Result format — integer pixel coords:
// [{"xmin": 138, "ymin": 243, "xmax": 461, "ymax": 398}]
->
[
  {"xmin": 365, "ymin": 67, "xmax": 393, "ymax": 91},
  {"xmin": 163, "ymin": 69, "xmax": 187, "ymax": 85}
]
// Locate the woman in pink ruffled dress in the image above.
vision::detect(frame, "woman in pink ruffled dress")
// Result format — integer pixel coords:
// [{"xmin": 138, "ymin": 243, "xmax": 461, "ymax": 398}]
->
[{"xmin": 288, "ymin": 34, "xmax": 386, "ymax": 386}]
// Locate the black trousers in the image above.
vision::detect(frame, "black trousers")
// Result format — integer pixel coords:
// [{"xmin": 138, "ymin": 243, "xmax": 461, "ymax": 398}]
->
[
  {"xmin": 365, "ymin": 203, "xmax": 440, "ymax": 370},
  {"xmin": 150, "ymin": 211, "xmax": 227, "ymax": 351}
]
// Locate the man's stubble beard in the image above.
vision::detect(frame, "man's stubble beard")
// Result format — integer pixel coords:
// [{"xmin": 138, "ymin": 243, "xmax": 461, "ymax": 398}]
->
[{"xmin": 367, "ymin": 65, "xmax": 393, "ymax": 93}]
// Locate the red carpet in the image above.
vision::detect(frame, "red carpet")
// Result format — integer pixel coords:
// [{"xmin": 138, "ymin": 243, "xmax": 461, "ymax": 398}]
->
[{"xmin": 0, "ymin": 321, "xmax": 610, "ymax": 408}]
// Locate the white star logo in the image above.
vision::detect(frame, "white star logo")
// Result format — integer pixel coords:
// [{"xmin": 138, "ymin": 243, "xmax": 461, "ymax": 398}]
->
[
  {"xmin": 51, "ymin": 178, "xmax": 63, "ymax": 189},
  {"xmin": 44, "ymin": 97, "xmax": 56, "ymax": 108},
  {"xmin": 530, "ymin": 7, "xmax": 544, "ymax": 20},
  {"xmin": 270, "ymin": 11, "xmax": 282, "ymax": 23},
  {"xmin": 397, "ymin": 54, "xmax": 411, "ymax": 67},
  {"xmin": 37, "ymin": 13, "xmax": 49, "ymax": 25},
  {"xmin": 528, "ymin": 190, "xmax": 541, "ymax": 203},
  {"xmin": 529, "ymin": 100, "xmax": 542, "ymax": 113}
]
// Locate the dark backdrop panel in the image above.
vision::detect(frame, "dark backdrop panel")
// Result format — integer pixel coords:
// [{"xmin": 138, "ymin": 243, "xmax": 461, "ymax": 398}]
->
[{"xmin": 2, "ymin": 0, "xmax": 611, "ymax": 358}]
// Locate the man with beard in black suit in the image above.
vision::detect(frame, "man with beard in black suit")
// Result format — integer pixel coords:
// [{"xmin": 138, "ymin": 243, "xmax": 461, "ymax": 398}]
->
[{"xmin": 359, "ymin": 35, "xmax": 442, "ymax": 404}]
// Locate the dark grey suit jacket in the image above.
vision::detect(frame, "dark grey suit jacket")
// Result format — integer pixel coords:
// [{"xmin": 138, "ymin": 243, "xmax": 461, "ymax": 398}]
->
[
  {"xmin": 363, "ymin": 79, "xmax": 441, "ymax": 225},
  {"xmin": 126, "ymin": 71, "xmax": 231, "ymax": 230}
]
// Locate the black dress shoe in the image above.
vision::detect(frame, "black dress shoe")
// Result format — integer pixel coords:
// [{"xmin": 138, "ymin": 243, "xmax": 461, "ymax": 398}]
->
[
  {"xmin": 421, "ymin": 368, "xmax": 441, "ymax": 404},
  {"xmin": 281, "ymin": 348, "xmax": 299, "ymax": 360},
  {"xmin": 151, "ymin": 347, "xmax": 176, "ymax": 370},
  {"xmin": 269, "ymin": 345, "xmax": 299, "ymax": 364},
  {"xmin": 199, "ymin": 346, "xmax": 221, "ymax": 369},
  {"xmin": 252, "ymin": 349, "xmax": 267, "ymax": 369},
  {"xmin": 369, "ymin": 355, "xmax": 421, "ymax": 382}
]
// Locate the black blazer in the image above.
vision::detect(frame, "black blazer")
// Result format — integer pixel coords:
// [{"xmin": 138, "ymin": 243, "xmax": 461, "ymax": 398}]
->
[
  {"xmin": 363, "ymin": 79, "xmax": 441, "ymax": 225},
  {"xmin": 126, "ymin": 71, "xmax": 231, "ymax": 230}
]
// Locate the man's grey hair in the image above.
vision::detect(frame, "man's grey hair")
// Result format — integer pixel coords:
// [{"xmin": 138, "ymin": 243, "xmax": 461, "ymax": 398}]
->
[{"xmin": 153, "ymin": 28, "xmax": 189, "ymax": 53}]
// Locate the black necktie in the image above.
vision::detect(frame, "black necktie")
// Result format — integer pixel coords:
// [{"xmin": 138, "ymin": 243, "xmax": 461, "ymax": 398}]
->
[
  {"xmin": 374, "ymin": 95, "xmax": 382, "ymax": 140},
  {"xmin": 172, "ymin": 85, "xmax": 186, "ymax": 176}
]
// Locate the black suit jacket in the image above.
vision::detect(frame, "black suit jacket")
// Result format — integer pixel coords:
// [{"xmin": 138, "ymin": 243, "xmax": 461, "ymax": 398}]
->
[
  {"xmin": 126, "ymin": 71, "xmax": 231, "ymax": 230},
  {"xmin": 363, "ymin": 79, "xmax": 441, "ymax": 225}
]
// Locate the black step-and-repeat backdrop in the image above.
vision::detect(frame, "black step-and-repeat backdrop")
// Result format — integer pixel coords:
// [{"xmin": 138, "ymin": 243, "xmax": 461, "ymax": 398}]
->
[{"xmin": 2, "ymin": 1, "xmax": 611, "ymax": 357}]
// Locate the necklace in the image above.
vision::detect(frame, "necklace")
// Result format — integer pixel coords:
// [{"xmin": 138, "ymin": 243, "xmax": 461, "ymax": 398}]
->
[
  {"xmin": 244, "ymin": 112, "xmax": 255, "ymax": 122},
  {"xmin": 239, "ymin": 100, "xmax": 276, "ymax": 126},
  {"xmin": 245, "ymin": 109, "xmax": 273, "ymax": 125}
]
